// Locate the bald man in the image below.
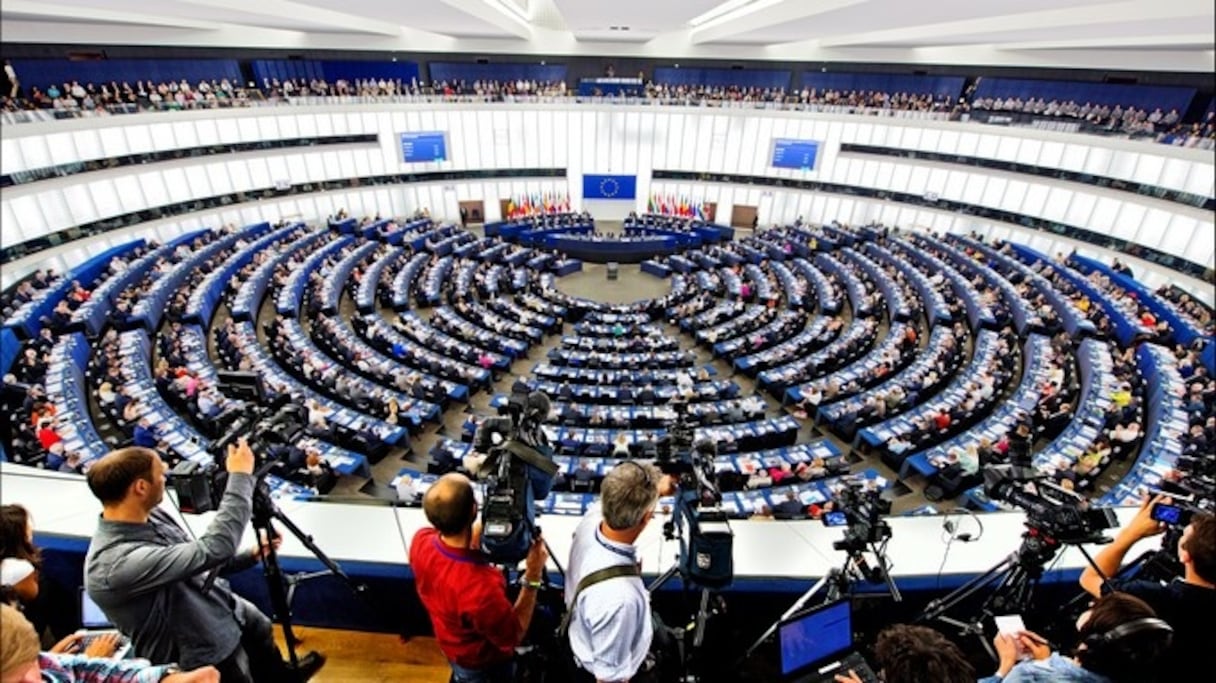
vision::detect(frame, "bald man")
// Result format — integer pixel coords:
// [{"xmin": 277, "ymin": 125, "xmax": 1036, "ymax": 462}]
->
[{"xmin": 409, "ymin": 474, "xmax": 547, "ymax": 683}]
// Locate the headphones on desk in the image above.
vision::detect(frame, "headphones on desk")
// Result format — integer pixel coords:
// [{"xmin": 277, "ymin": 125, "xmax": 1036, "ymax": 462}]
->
[{"xmin": 941, "ymin": 507, "xmax": 984, "ymax": 543}]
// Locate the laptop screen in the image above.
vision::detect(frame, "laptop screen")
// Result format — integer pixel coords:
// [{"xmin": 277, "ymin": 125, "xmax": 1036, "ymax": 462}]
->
[
  {"xmin": 778, "ymin": 599, "xmax": 853, "ymax": 676},
  {"xmin": 80, "ymin": 589, "xmax": 112, "ymax": 629}
]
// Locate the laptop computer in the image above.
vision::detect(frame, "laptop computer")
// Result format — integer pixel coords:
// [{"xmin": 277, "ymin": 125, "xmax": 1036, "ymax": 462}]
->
[
  {"xmin": 77, "ymin": 588, "xmax": 133, "ymax": 660},
  {"xmin": 779, "ymin": 598, "xmax": 879, "ymax": 683}
]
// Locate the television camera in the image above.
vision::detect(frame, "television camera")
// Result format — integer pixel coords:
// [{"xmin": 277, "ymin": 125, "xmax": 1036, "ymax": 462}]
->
[
  {"xmin": 830, "ymin": 478, "xmax": 899, "ymax": 600},
  {"xmin": 167, "ymin": 378, "xmax": 363, "ymax": 682},
  {"xmin": 170, "ymin": 393, "xmax": 308, "ymax": 514},
  {"xmin": 652, "ymin": 398, "xmax": 734, "ymax": 590},
  {"xmin": 918, "ymin": 466, "xmax": 1118, "ymax": 660},
  {"xmin": 643, "ymin": 397, "xmax": 734, "ymax": 682},
  {"xmin": 984, "ymin": 466, "xmax": 1117, "ymax": 545},
  {"xmin": 472, "ymin": 390, "xmax": 559, "ymax": 565}
]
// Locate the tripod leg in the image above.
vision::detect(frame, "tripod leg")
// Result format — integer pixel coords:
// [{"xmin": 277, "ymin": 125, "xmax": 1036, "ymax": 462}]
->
[{"xmin": 253, "ymin": 518, "xmax": 302, "ymax": 682}]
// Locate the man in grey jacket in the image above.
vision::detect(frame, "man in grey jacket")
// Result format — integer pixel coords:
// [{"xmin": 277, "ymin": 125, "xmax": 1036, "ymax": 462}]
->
[{"xmin": 83, "ymin": 440, "xmax": 325, "ymax": 683}]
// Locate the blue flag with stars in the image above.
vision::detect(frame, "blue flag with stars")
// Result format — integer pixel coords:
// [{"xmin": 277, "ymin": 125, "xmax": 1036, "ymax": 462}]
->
[{"xmin": 582, "ymin": 174, "xmax": 637, "ymax": 199}]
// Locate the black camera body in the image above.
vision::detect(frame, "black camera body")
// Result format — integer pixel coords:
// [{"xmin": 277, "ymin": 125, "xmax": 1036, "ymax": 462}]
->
[
  {"xmin": 473, "ymin": 391, "xmax": 557, "ymax": 565},
  {"xmin": 654, "ymin": 406, "xmax": 734, "ymax": 589},
  {"xmin": 983, "ymin": 467, "xmax": 1117, "ymax": 544},
  {"xmin": 171, "ymin": 399, "xmax": 308, "ymax": 514},
  {"xmin": 832, "ymin": 480, "xmax": 892, "ymax": 554}
]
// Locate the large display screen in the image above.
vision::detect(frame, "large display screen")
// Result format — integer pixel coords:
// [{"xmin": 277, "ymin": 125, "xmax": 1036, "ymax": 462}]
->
[
  {"xmin": 399, "ymin": 132, "xmax": 448, "ymax": 163},
  {"xmin": 771, "ymin": 138, "xmax": 821, "ymax": 170}
]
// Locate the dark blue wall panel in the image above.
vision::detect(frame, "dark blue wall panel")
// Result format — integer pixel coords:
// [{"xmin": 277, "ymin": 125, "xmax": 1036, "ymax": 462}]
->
[
  {"xmin": 320, "ymin": 60, "xmax": 420, "ymax": 84},
  {"xmin": 428, "ymin": 62, "xmax": 567, "ymax": 84},
  {"xmin": 798, "ymin": 71, "xmax": 964, "ymax": 100},
  {"xmin": 13, "ymin": 59, "xmax": 242, "ymax": 90},
  {"xmin": 653, "ymin": 67, "xmax": 791, "ymax": 90}
]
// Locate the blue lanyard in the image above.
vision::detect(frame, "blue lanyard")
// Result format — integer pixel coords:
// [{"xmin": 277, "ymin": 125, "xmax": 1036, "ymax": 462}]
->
[{"xmin": 594, "ymin": 526, "xmax": 636, "ymax": 561}]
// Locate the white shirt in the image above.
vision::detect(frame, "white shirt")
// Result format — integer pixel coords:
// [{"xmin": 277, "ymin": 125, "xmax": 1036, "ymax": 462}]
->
[{"xmin": 565, "ymin": 506, "xmax": 651, "ymax": 682}]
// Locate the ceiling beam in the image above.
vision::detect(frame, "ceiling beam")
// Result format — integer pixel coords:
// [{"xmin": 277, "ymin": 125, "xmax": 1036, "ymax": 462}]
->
[
  {"xmin": 689, "ymin": 0, "xmax": 866, "ymax": 45},
  {"xmin": 1, "ymin": 17, "xmax": 1211, "ymax": 74},
  {"xmin": 811, "ymin": 0, "xmax": 1211, "ymax": 48},
  {"xmin": 0, "ymin": 0, "xmax": 224, "ymax": 30},
  {"xmin": 176, "ymin": 0, "xmax": 403, "ymax": 36},
  {"xmin": 437, "ymin": 0, "xmax": 533, "ymax": 39},
  {"xmin": 999, "ymin": 33, "xmax": 1215, "ymax": 50}
]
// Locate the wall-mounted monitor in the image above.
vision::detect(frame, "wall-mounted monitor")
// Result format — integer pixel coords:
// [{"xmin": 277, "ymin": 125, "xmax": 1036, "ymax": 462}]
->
[
  {"xmin": 399, "ymin": 131, "xmax": 448, "ymax": 163},
  {"xmin": 771, "ymin": 139, "xmax": 821, "ymax": 171}
]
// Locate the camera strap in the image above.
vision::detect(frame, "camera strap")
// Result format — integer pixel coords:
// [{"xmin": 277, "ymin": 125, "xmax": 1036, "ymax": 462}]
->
[
  {"xmin": 502, "ymin": 439, "xmax": 560, "ymax": 477},
  {"xmin": 557, "ymin": 564, "xmax": 642, "ymax": 637}
]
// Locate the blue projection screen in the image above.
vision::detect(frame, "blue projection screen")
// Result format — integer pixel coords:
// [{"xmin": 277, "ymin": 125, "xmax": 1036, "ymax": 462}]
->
[
  {"xmin": 399, "ymin": 132, "xmax": 448, "ymax": 162},
  {"xmin": 771, "ymin": 139, "xmax": 821, "ymax": 170}
]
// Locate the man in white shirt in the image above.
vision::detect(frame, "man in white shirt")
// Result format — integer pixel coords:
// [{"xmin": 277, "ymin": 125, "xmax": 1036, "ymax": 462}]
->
[{"xmin": 565, "ymin": 462, "xmax": 671, "ymax": 682}]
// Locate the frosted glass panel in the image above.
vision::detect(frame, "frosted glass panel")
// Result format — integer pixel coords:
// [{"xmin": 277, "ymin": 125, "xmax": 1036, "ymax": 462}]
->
[
  {"xmin": 125, "ymin": 126, "xmax": 153, "ymax": 154},
  {"xmin": 1059, "ymin": 145, "xmax": 1088, "ymax": 172},
  {"xmin": 1158, "ymin": 215, "xmax": 1198, "ymax": 259},
  {"xmin": 139, "ymin": 172, "xmax": 169, "ymax": 207},
  {"xmin": 113, "ymin": 176, "xmax": 145, "ymax": 213},
  {"xmin": 1110, "ymin": 202, "xmax": 1144, "ymax": 241},
  {"xmin": 148, "ymin": 123, "xmax": 177, "ymax": 151},
  {"xmin": 62, "ymin": 185, "xmax": 97, "ymax": 224},
  {"xmin": 1137, "ymin": 208, "xmax": 1172, "ymax": 249},
  {"xmin": 1037, "ymin": 142, "xmax": 1064, "ymax": 169},
  {"xmin": 44, "ymin": 132, "xmax": 78, "ymax": 164},
  {"xmin": 1133, "ymin": 155, "xmax": 1165, "ymax": 185},
  {"xmin": 9, "ymin": 196, "xmax": 46, "ymax": 237},
  {"xmin": 171, "ymin": 122, "xmax": 198, "ymax": 148},
  {"xmin": 1042, "ymin": 187, "xmax": 1071, "ymax": 222},
  {"xmin": 1000, "ymin": 181, "xmax": 1027, "ymax": 212},
  {"xmin": 1089, "ymin": 197, "xmax": 1120, "ymax": 232},
  {"xmin": 87, "ymin": 180, "xmax": 122, "ymax": 218},
  {"xmin": 1183, "ymin": 161, "xmax": 1213, "ymax": 198},
  {"xmin": 1065, "ymin": 193, "xmax": 1096, "ymax": 227},
  {"xmin": 99, "ymin": 129, "xmax": 130, "ymax": 158},
  {"xmin": 19, "ymin": 136, "xmax": 52, "ymax": 170}
]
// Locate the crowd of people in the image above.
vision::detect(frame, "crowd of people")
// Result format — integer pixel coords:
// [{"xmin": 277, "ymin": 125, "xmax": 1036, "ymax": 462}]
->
[
  {"xmin": 3, "ymin": 61, "xmax": 1212, "ymax": 147},
  {"xmin": 968, "ymin": 94, "xmax": 1216, "ymax": 145}
]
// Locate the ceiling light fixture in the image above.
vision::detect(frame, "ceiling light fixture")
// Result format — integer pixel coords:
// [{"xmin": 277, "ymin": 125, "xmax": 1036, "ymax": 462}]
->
[
  {"xmin": 481, "ymin": 0, "xmax": 528, "ymax": 24},
  {"xmin": 689, "ymin": 0, "xmax": 784, "ymax": 30},
  {"xmin": 688, "ymin": 0, "xmax": 753, "ymax": 27}
]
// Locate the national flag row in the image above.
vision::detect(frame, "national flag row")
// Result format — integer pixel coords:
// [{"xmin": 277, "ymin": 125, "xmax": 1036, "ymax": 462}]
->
[
  {"xmin": 647, "ymin": 194, "xmax": 709, "ymax": 220},
  {"xmin": 505, "ymin": 193, "xmax": 571, "ymax": 219}
]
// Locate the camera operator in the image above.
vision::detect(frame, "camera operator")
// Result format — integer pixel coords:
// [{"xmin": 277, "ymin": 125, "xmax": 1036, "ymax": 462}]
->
[
  {"xmin": 409, "ymin": 473, "xmax": 548, "ymax": 683},
  {"xmin": 83, "ymin": 442, "xmax": 325, "ymax": 683},
  {"xmin": 1078, "ymin": 495, "xmax": 1216, "ymax": 680},
  {"xmin": 565, "ymin": 462, "xmax": 675, "ymax": 683}
]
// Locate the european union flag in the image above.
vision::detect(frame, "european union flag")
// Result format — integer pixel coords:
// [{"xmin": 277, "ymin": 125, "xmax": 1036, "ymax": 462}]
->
[{"xmin": 583, "ymin": 174, "xmax": 637, "ymax": 200}]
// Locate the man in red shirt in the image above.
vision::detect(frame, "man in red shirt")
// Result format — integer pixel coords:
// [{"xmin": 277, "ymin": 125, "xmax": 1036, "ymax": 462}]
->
[{"xmin": 410, "ymin": 473, "xmax": 547, "ymax": 683}]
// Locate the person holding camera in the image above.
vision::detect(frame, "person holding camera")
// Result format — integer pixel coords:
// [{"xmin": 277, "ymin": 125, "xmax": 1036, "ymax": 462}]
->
[
  {"xmin": 1078, "ymin": 495, "xmax": 1216, "ymax": 680},
  {"xmin": 409, "ymin": 473, "xmax": 548, "ymax": 683},
  {"xmin": 83, "ymin": 442, "xmax": 325, "ymax": 683},
  {"xmin": 565, "ymin": 462, "xmax": 674, "ymax": 683}
]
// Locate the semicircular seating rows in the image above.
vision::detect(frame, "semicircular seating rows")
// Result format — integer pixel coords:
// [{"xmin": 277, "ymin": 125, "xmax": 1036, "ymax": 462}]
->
[{"xmin": 3, "ymin": 214, "xmax": 1213, "ymax": 520}]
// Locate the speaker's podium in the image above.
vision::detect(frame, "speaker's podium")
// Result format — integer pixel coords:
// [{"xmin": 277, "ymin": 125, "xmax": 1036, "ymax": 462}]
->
[{"xmin": 607, "ymin": 262, "xmax": 620, "ymax": 280}]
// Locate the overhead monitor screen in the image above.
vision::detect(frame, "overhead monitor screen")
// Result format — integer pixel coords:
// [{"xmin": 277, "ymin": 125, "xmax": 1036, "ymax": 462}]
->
[
  {"xmin": 771, "ymin": 139, "xmax": 821, "ymax": 171},
  {"xmin": 400, "ymin": 131, "xmax": 448, "ymax": 163}
]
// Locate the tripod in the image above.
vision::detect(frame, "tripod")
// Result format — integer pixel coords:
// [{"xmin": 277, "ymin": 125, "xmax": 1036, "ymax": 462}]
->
[
  {"xmin": 739, "ymin": 566, "xmax": 851, "ymax": 665},
  {"xmin": 248, "ymin": 475, "xmax": 368, "ymax": 681},
  {"xmin": 917, "ymin": 530, "xmax": 1061, "ymax": 661},
  {"xmin": 648, "ymin": 558, "xmax": 723, "ymax": 682}
]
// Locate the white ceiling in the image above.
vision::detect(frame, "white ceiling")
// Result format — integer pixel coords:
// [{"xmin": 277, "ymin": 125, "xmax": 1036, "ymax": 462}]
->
[{"xmin": 1, "ymin": 0, "xmax": 1212, "ymax": 72}]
